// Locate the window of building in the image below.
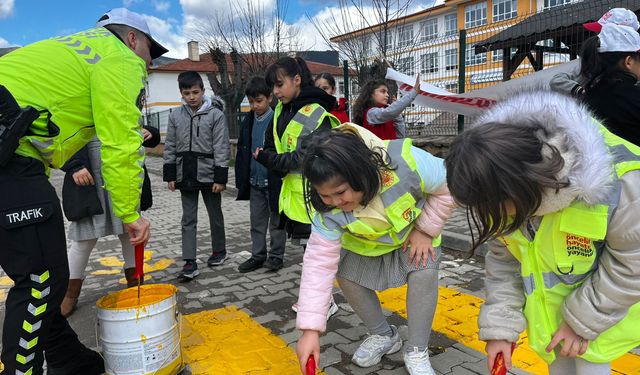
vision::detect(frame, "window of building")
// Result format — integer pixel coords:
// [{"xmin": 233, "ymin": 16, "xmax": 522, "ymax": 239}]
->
[
  {"xmin": 466, "ymin": 43, "xmax": 487, "ymax": 66},
  {"xmin": 445, "ymin": 13, "xmax": 457, "ymax": 36},
  {"xmin": 493, "ymin": 0, "xmax": 517, "ymax": 22},
  {"xmin": 420, "ymin": 19, "xmax": 438, "ymax": 42},
  {"xmin": 445, "ymin": 48, "xmax": 458, "ymax": 70},
  {"xmin": 465, "ymin": 2, "xmax": 487, "ymax": 28},
  {"xmin": 384, "ymin": 30, "xmax": 394, "ymax": 51},
  {"xmin": 544, "ymin": 0, "xmax": 573, "ymax": 9},
  {"xmin": 492, "ymin": 47, "xmax": 517, "ymax": 62},
  {"xmin": 421, "ymin": 52, "xmax": 439, "ymax": 74},
  {"xmin": 445, "ymin": 83, "xmax": 458, "ymax": 93},
  {"xmin": 398, "ymin": 25, "xmax": 414, "ymax": 48},
  {"xmin": 396, "ymin": 56, "xmax": 415, "ymax": 75},
  {"xmin": 362, "ymin": 36, "xmax": 371, "ymax": 56}
]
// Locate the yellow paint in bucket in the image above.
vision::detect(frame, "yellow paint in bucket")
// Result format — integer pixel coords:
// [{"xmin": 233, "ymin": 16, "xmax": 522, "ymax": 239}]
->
[{"xmin": 96, "ymin": 284, "xmax": 183, "ymax": 375}]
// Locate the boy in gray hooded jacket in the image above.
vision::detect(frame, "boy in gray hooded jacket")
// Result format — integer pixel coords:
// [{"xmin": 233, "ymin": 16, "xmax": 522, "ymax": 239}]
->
[{"xmin": 163, "ymin": 71, "xmax": 230, "ymax": 280}]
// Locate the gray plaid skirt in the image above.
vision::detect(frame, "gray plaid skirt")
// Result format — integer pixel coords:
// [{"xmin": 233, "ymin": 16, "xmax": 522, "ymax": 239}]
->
[{"xmin": 336, "ymin": 246, "xmax": 441, "ymax": 291}]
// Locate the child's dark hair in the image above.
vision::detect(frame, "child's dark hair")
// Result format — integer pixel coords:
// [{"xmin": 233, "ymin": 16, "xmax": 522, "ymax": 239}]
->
[
  {"xmin": 245, "ymin": 76, "xmax": 271, "ymax": 98},
  {"xmin": 445, "ymin": 122, "xmax": 569, "ymax": 255},
  {"xmin": 177, "ymin": 71, "xmax": 204, "ymax": 90},
  {"xmin": 579, "ymin": 35, "xmax": 640, "ymax": 90},
  {"xmin": 265, "ymin": 56, "xmax": 314, "ymax": 89},
  {"xmin": 352, "ymin": 79, "xmax": 387, "ymax": 125},
  {"xmin": 314, "ymin": 72, "xmax": 336, "ymax": 89},
  {"xmin": 303, "ymin": 130, "xmax": 393, "ymax": 213}
]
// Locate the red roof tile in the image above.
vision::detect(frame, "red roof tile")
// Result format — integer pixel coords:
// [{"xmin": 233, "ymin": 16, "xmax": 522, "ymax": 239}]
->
[{"xmin": 150, "ymin": 53, "xmax": 356, "ymax": 76}]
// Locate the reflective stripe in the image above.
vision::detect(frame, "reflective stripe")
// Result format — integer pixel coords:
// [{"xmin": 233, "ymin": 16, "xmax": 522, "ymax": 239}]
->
[
  {"xmin": 543, "ymin": 271, "xmax": 590, "ymax": 289},
  {"xmin": 291, "ymin": 105, "xmax": 325, "ymax": 136},
  {"xmin": 56, "ymin": 37, "xmax": 102, "ymax": 65},
  {"xmin": 64, "ymin": 40, "xmax": 82, "ymax": 48},
  {"xmin": 15, "ymin": 353, "xmax": 34, "ymax": 365},
  {"xmin": 27, "ymin": 303, "xmax": 46, "ymax": 317},
  {"xmin": 29, "ymin": 271, "xmax": 49, "ymax": 284},
  {"xmin": 380, "ymin": 140, "xmax": 422, "ymax": 207},
  {"xmin": 30, "ymin": 287, "xmax": 50, "ymax": 300},
  {"xmin": 610, "ymin": 144, "xmax": 640, "ymax": 164},
  {"xmin": 22, "ymin": 320, "xmax": 41, "ymax": 334},
  {"xmin": 16, "ymin": 368, "xmax": 33, "ymax": 375},
  {"xmin": 18, "ymin": 338, "xmax": 38, "ymax": 350},
  {"xmin": 522, "ymin": 274, "xmax": 535, "ymax": 295}
]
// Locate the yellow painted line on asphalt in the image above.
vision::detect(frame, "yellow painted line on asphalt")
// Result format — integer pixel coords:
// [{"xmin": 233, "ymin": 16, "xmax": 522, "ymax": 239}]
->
[
  {"xmin": 379, "ymin": 286, "xmax": 640, "ymax": 375},
  {"xmin": 181, "ymin": 305, "xmax": 324, "ymax": 374},
  {"xmin": 93, "ymin": 249, "xmax": 175, "ymax": 284}
]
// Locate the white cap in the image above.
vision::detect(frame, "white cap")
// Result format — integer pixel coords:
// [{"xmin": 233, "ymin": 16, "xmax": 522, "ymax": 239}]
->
[
  {"xmin": 96, "ymin": 8, "xmax": 168, "ymax": 59},
  {"xmin": 584, "ymin": 8, "xmax": 639, "ymax": 33},
  {"xmin": 598, "ymin": 23, "xmax": 640, "ymax": 53}
]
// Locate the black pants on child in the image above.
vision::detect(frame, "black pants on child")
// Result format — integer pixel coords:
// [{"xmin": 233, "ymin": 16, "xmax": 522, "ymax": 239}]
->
[{"xmin": 0, "ymin": 156, "xmax": 86, "ymax": 375}]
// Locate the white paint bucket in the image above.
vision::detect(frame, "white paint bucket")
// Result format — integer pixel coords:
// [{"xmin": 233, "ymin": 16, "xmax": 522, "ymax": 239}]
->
[{"xmin": 96, "ymin": 284, "xmax": 183, "ymax": 375}]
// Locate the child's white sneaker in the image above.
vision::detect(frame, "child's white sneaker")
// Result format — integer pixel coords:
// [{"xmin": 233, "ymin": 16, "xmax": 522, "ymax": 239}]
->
[
  {"xmin": 351, "ymin": 325, "xmax": 402, "ymax": 367},
  {"xmin": 403, "ymin": 347, "xmax": 435, "ymax": 375}
]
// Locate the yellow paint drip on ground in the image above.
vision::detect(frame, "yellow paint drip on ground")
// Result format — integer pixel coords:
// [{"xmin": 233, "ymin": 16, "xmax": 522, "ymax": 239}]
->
[
  {"xmin": 98, "ymin": 256, "xmax": 125, "ymax": 268},
  {"xmin": 182, "ymin": 306, "xmax": 324, "ymax": 375},
  {"xmin": 378, "ymin": 286, "xmax": 640, "ymax": 375},
  {"xmin": 92, "ymin": 269, "xmax": 122, "ymax": 276},
  {"xmin": 144, "ymin": 258, "xmax": 176, "ymax": 273}
]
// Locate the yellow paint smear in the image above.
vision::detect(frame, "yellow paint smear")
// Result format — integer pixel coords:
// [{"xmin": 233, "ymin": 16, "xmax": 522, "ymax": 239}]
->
[
  {"xmin": 92, "ymin": 269, "xmax": 122, "ymax": 276},
  {"xmin": 182, "ymin": 306, "xmax": 325, "ymax": 375},
  {"xmin": 144, "ymin": 258, "xmax": 176, "ymax": 273},
  {"xmin": 96, "ymin": 284, "xmax": 176, "ymax": 310},
  {"xmin": 98, "ymin": 256, "xmax": 125, "ymax": 268},
  {"xmin": 378, "ymin": 286, "xmax": 640, "ymax": 375}
]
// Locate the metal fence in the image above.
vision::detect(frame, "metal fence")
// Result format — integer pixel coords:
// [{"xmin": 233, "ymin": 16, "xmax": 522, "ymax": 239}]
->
[{"xmin": 400, "ymin": 0, "xmax": 640, "ymax": 137}]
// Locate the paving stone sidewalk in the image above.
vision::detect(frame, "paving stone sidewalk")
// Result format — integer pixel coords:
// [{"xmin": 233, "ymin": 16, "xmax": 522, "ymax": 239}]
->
[{"xmin": 0, "ymin": 155, "xmax": 522, "ymax": 375}]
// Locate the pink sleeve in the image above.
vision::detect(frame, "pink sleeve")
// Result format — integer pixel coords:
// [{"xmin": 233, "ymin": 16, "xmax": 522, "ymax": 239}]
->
[
  {"xmin": 295, "ymin": 231, "xmax": 342, "ymax": 332},
  {"xmin": 415, "ymin": 184, "xmax": 456, "ymax": 238}
]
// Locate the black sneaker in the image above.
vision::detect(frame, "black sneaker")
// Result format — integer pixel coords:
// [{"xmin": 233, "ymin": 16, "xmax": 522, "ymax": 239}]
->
[
  {"xmin": 207, "ymin": 250, "xmax": 227, "ymax": 266},
  {"xmin": 238, "ymin": 258, "xmax": 264, "ymax": 273},
  {"xmin": 264, "ymin": 257, "xmax": 283, "ymax": 271},
  {"xmin": 47, "ymin": 347, "xmax": 105, "ymax": 375},
  {"xmin": 178, "ymin": 260, "xmax": 199, "ymax": 281}
]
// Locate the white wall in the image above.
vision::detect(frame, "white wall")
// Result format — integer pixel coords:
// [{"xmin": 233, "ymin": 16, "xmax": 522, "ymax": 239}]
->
[{"xmin": 146, "ymin": 71, "xmax": 214, "ymax": 114}]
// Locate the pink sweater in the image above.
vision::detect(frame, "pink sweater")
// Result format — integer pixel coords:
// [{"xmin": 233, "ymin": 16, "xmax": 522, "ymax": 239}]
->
[{"xmin": 296, "ymin": 185, "xmax": 455, "ymax": 332}]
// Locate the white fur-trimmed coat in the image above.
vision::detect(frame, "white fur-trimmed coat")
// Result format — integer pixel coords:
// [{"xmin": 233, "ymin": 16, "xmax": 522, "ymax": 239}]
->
[{"xmin": 476, "ymin": 90, "xmax": 640, "ymax": 343}]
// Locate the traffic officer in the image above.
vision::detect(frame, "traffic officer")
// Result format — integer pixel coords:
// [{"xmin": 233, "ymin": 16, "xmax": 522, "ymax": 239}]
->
[{"xmin": 0, "ymin": 8, "xmax": 166, "ymax": 374}]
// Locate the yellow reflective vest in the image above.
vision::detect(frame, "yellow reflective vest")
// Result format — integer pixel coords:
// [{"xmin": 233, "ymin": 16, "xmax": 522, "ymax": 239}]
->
[
  {"xmin": 318, "ymin": 138, "xmax": 441, "ymax": 256},
  {"xmin": 273, "ymin": 102, "xmax": 339, "ymax": 224},
  {"xmin": 500, "ymin": 126, "xmax": 640, "ymax": 363},
  {"xmin": 0, "ymin": 28, "xmax": 147, "ymax": 223}
]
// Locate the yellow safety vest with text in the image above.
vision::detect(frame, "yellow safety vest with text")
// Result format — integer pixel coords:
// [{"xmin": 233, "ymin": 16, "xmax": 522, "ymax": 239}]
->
[
  {"xmin": 273, "ymin": 102, "xmax": 339, "ymax": 224},
  {"xmin": 318, "ymin": 138, "xmax": 442, "ymax": 256},
  {"xmin": 499, "ymin": 124, "xmax": 640, "ymax": 364}
]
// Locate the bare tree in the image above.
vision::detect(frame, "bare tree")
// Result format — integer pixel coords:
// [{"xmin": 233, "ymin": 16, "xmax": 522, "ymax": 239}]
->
[
  {"xmin": 307, "ymin": 0, "xmax": 423, "ymax": 85},
  {"xmin": 192, "ymin": 0, "xmax": 297, "ymax": 131}
]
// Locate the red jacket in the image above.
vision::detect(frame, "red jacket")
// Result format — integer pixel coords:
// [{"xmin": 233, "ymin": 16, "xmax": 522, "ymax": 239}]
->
[
  {"xmin": 330, "ymin": 97, "xmax": 349, "ymax": 124},
  {"xmin": 362, "ymin": 106, "xmax": 396, "ymax": 140}
]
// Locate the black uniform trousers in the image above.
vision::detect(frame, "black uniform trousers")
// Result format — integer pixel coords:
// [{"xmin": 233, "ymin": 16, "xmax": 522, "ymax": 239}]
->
[{"xmin": 0, "ymin": 156, "xmax": 85, "ymax": 375}]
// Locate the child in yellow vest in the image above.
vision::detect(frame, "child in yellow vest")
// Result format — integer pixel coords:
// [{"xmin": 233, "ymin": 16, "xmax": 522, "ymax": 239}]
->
[
  {"xmin": 445, "ymin": 90, "xmax": 640, "ymax": 375},
  {"xmin": 295, "ymin": 124, "xmax": 454, "ymax": 375}
]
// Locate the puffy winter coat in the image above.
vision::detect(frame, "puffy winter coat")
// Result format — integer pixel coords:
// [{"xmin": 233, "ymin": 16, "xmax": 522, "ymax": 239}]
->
[{"xmin": 163, "ymin": 96, "xmax": 230, "ymax": 190}]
